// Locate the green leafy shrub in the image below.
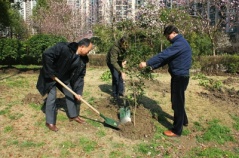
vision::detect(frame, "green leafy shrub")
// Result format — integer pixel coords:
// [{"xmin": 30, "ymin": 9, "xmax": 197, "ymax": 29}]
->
[
  {"xmin": 0, "ymin": 38, "xmax": 22, "ymax": 65},
  {"xmin": 25, "ymin": 34, "xmax": 66, "ymax": 63},
  {"xmin": 100, "ymin": 70, "xmax": 111, "ymax": 82},
  {"xmin": 227, "ymin": 63, "xmax": 239, "ymax": 73}
]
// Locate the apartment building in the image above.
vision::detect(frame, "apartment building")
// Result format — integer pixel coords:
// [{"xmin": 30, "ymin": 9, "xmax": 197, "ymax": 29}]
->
[
  {"xmin": 9, "ymin": 0, "xmax": 238, "ymax": 37},
  {"xmin": 11, "ymin": 0, "xmax": 37, "ymax": 24}
]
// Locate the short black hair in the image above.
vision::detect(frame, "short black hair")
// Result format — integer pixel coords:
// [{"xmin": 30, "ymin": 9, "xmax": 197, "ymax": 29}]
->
[
  {"xmin": 163, "ymin": 25, "xmax": 179, "ymax": 36},
  {"xmin": 78, "ymin": 38, "xmax": 91, "ymax": 47}
]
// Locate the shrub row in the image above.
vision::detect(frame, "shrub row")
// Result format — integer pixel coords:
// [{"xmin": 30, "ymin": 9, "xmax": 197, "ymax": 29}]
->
[
  {"xmin": 0, "ymin": 34, "xmax": 66, "ymax": 65},
  {"xmin": 89, "ymin": 54, "xmax": 239, "ymax": 74},
  {"xmin": 1, "ymin": 35, "xmax": 239, "ymax": 74}
]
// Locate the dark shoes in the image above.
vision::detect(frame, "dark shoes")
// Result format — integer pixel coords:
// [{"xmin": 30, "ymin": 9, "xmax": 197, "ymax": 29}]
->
[
  {"xmin": 46, "ymin": 123, "xmax": 58, "ymax": 132},
  {"xmin": 183, "ymin": 123, "xmax": 188, "ymax": 126},
  {"xmin": 69, "ymin": 116, "xmax": 85, "ymax": 124},
  {"xmin": 163, "ymin": 130, "xmax": 179, "ymax": 137}
]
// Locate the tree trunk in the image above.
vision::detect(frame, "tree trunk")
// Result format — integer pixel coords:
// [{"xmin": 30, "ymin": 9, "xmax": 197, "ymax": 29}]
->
[{"xmin": 212, "ymin": 42, "xmax": 216, "ymax": 56}]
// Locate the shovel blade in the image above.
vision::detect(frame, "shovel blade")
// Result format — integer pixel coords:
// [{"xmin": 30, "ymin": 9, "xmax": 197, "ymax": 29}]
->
[{"xmin": 100, "ymin": 113, "xmax": 119, "ymax": 129}]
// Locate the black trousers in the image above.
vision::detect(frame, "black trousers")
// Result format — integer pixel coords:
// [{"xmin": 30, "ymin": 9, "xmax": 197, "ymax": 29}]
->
[{"xmin": 171, "ymin": 75, "xmax": 189, "ymax": 135}]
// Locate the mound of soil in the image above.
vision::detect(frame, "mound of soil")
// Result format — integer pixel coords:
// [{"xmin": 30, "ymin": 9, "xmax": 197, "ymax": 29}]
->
[
  {"xmin": 22, "ymin": 92, "xmax": 156, "ymax": 140},
  {"xmin": 94, "ymin": 98, "xmax": 156, "ymax": 140}
]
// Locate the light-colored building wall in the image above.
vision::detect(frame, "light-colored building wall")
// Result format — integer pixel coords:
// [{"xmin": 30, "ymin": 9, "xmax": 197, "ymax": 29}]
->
[{"xmin": 12, "ymin": 0, "xmax": 36, "ymax": 22}]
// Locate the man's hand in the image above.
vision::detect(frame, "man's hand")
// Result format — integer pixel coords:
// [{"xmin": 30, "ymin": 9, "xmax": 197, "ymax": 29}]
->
[
  {"xmin": 74, "ymin": 94, "xmax": 82, "ymax": 101},
  {"xmin": 122, "ymin": 61, "xmax": 127, "ymax": 68},
  {"xmin": 139, "ymin": 62, "xmax": 147, "ymax": 69},
  {"xmin": 52, "ymin": 76, "xmax": 56, "ymax": 80},
  {"xmin": 121, "ymin": 72, "xmax": 126, "ymax": 80}
]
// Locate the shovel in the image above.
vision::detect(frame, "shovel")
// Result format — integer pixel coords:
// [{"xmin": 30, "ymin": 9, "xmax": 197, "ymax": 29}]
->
[
  {"xmin": 119, "ymin": 82, "xmax": 131, "ymax": 124},
  {"xmin": 55, "ymin": 77, "xmax": 119, "ymax": 129}
]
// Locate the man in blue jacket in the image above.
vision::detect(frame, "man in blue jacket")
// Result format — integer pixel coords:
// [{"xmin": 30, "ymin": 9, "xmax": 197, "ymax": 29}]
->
[
  {"xmin": 37, "ymin": 38, "xmax": 93, "ymax": 132},
  {"xmin": 139, "ymin": 25, "xmax": 192, "ymax": 137}
]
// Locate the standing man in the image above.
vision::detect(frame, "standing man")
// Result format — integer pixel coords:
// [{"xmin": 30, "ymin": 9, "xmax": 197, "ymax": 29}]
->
[
  {"xmin": 139, "ymin": 25, "xmax": 192, "ymax": 137},
  {"xmin": 106, "ymin": 37, "xmax": 128, "ymax": 103},
  {"xmin": 37, "ymin": 38, "xmax": 93, "ymax": 132}
]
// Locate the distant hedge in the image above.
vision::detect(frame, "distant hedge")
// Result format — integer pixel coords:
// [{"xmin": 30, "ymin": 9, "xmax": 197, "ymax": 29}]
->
[
  {"xmin": 88, "ymin": 54, "xmax": 239, "ymax": 74},
  {"xmin": 24, "ymin": 34, "xmax": 67, "ymax": 63},
  {"xmin": 0, "ymin": 38, "xmax": 22, "ymax": 65},
  {"xmin": 0, "ymin": 34, "xmax": 66, "ymax": 65},
  {"xmin": 199, "ymin": 55, "xmax": 239, "ymax": 74},
  {"xmin": 1, "ymin": 35, "xmax": 239, "ymax": 74}
]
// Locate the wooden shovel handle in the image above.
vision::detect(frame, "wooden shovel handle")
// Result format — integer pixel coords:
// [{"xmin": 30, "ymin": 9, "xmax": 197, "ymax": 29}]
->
[{"xmin": 55, "ymin": 77, "xmax": 100, "ymax": 115}]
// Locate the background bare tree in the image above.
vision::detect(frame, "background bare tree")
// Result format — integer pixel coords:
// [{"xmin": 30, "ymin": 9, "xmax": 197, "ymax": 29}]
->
[
  {"xmin": 32, "ymin": 0, "xmax": 83, "ymax": 41},
  {"xmin": 189, "ymin": 0, "xmax": 239, "ymax": 56}
]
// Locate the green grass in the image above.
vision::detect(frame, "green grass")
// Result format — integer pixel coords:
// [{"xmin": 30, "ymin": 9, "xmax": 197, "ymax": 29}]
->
[
  {"xmin": 198, "ymin": 119, "xmax": 234, "ymax": 144},
  {"xmin": 8, "ymin": 112, "xmax": 24, "ymax": 120},
  {"xmin": 231, "ymin": 115, "xmax": 239, "ymax": 130},
  {"xmin": 193, "ymin": 121, "xmax": 204, "ymax": 131},
  {"xmin": 7, "ymin": 140, "xmax": 19, "ymax": 146},
  {"xmin": 1, "ymin": 66, "xmax": 239, "ymax": 157},
  {"xmin": 20, "ymin": 140, "xmax": 45, "ymax": 148},
  {"xmin": 187, "ymin": 147, "xmax": 239, "ymax": 158},
  {"xmin": 4, "ymin": 76, "xmax": 29, "ymax": 88},
  {"xmin": 0, "ymin": 107, "xmax": 10, "ymax": 115},
  {"xmin": 182, "ymin": 129, "xmax": 190, "ymax": 136},
  {"xmin": 87, "ymin": 97, "xmax": 95, "ymax": 105},
  {"xmin": 153, "ymin": 124, "xmax": 164, "ymax": 139},
  {"xmin": 133, "ymin": 124, "xmax": 167, "ymax": 157},
  {"xmin": 86, "ymin": 113, "xmax": 102, "ymax": 127},
  {"xmin": 29, "ymin": 103, "xmax": 41, "ymax": 111},
  {"xmin": 135, "ymin": 143, "xmax": 161, "ymax": 157},
  {"xmin": 100, "ymin": 70, "xmax": 111, "ymax": 82},
  {"xmin": 109, "ymin": 150, "xmax": 129, "ymax": 158},
  {"xmin": 60, "ymin": 140, "xmax": 77, "ymax": 149},
  {"xmin": 78, "ymin": 137, "xmax": 97, "ymax": 153},
  {"xmin": 111, "ymin": 142, "xmax": 125, "ymax": 148},
  {"xmin": 57, "ymin": 112, "xmax": 69, "ymax": 121},
  {"xmin": 13, "ymin": 65, "xmax": 42, "ymax": 69},
  {"xmin": 4, "ymin": 125, "xmax": 14, "ymax": 133},
  {"xmin": 83, "ymin": 90, "xmax": 90, "ymax": 97},
  {"xmin": 96, "ymin": 129, "xmax": 106, "ymax": 137}
]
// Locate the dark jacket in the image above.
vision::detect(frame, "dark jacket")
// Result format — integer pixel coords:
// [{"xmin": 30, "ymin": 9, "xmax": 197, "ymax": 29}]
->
[
  {"xmin": 36, "ymin": 42, "xmax": 88, "ymax": 96},
  {"xmin": 146, "ymin": 34, "xmax": 192, "ymax": 76},
  {"xmin": 106, "ymin": 41, "xmax": 126, "ymax": 73},
  {"xmin": 70, "ymin": 55, "xmax": 88, "ymax": 95}
]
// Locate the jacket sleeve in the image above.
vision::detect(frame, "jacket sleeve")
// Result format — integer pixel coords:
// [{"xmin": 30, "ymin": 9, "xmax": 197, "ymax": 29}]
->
[
  {"xmin": 42, "ymin": 43, "xmax": 62, "ymax": 78},
  {"xmin": 109, "ymin": 47, "xmax": 123, "ymax": 73},
  {"xmin": 146, "ymin": 43, "xmax": 181, "ymax": 70}
]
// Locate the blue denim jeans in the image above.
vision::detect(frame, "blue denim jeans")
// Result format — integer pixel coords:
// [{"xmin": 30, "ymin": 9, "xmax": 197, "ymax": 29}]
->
[{"xmin": 107, "ymin": 63, "xmax": 124, "ymax": 98}]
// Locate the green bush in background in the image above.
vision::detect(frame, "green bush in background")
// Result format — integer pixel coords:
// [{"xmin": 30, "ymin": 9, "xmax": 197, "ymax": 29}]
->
[
  {"xmin": 25, "ymin": 34, "xmax": 66, "ymax": 63},
  {"xmin": 0, "ymin": 34, "xmax": 66, "ymax": 65},
  {"xmin": 0, "ymin": 38, "xmax": 22, "ymax": 65}
]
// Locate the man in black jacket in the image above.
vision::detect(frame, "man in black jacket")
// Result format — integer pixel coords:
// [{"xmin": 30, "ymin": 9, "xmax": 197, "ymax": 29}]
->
[
  {"xmin": 37, "ymin": 38, "xmax": 93, "ymax": 132},
  {"xmin": 139, "ymin": 25, "xmax": 192, "ymax": 137}
]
